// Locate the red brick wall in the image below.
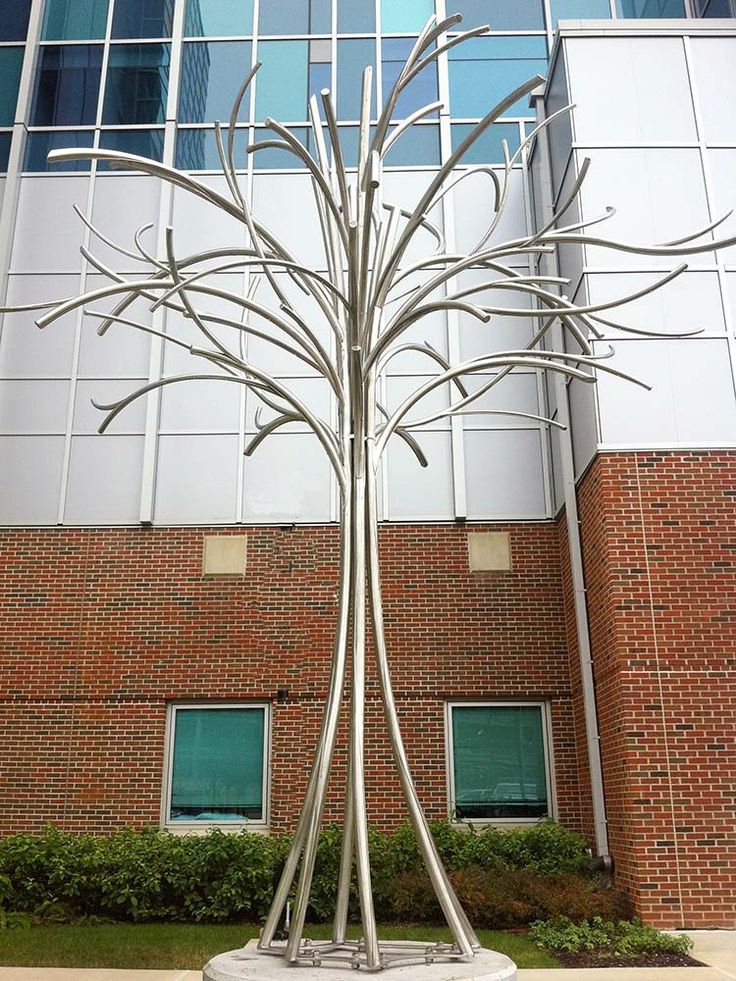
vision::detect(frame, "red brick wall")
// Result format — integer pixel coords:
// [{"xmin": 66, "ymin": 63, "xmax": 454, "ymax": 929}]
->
[
  {"xmin": 0, "ymin": 522, "xmax": 582, "ymax": 836},
  {"xmin": 575, "ymin": 450, "xmax": 736, "ymax": 928}
]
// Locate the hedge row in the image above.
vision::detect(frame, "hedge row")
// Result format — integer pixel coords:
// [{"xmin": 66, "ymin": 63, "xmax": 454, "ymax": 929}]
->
[{"xmin": 0, "ymin": 821, "xmax": 629, "ymax": 927}]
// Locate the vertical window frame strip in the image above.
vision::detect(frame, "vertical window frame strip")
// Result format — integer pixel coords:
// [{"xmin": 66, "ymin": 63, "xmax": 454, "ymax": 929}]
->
[
  {"xmin": 162, "ymin": 701, "xmax": 272, "ymax": 832},
  {"xmin": 444, "ymin": 700, "xmax": 556, "ymax": 825}
]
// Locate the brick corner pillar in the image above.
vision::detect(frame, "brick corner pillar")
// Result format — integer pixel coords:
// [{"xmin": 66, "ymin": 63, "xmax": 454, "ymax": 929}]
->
[{"xmin": 574, "ymin": 450, "xmax": 736, "ymax": 929}]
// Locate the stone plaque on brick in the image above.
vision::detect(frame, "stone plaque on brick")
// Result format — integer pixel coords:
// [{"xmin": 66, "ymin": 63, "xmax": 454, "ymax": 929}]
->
[
  {"xmin": 467, "ymin": 532, "xmax": 511, "ymax": 572},
  {"xmin": 203, "ymin": 535, "xmax": 247, "ymax": 576}
]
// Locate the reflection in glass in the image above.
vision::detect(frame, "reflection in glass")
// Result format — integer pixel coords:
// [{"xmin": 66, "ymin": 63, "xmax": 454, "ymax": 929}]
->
[
  {"xmin": 446, "ymin": 0, "xmax": 544, "ymax": 30},
  {"xmin": 451, "ymin": 122, "xmax": 520, "ymax": 164},
  {"xmin": 31, "ymin": 45, "xmax": 103, "ymax": 126},
  {"xmin": 0, "ymin": 48, "xmax": 24, "ymax": 127},
  {"xmin": 448, "ymin": 37, "xmax": 547, "ymax": 118},
  {"xmin": 0, "ymin": 133, "xmax": 12, "ymax": 172},
  {"xmin": 259, "ymin": 0, "xmax": 307, "ymax": 34},
  {"xmin": 337, "ymin": 0, "xmax": 376, "ymax": 33},
  {"xmin": 180, "ymin": 41, "xmax": 252, "ymax": 123},
  {"xmin": 99, "ymin": 129, "xmax": 165, "ymax": 166},
  {"xmin": 185, "ymin": 0, "xmax": 254, "ymax": 36},
  {"xmin": 103, "ymin": 44, "xmax": 171, "ymax": 125},
  {"xmin": 381, "ymin": 0, "xmax": 434, "ymax": 33},
  {"xmin": 0, "ymin": 0, "xmax": 32, "ymax": 41},
  {"xmin": 617, "ymin": 0, "xmax": 686, "ymax": 12},
  {"xmin": 337, "ymin": 40, "xmax": 376, "ymax": 120},
  {"xmin": 112, "ymin": 0, "xmax": 175, "ymax": 38},
  {"xmin": 382, "ymin": 38, "xmax": 437, "ymax": 118},
  {"xmin": 176, "ymin": 127, "xmax": 250, "ymax": 169},
  {"xmin": 256, "ymin": 41, "xmax": 308, "ymax": 122},
  {"xmin": 251, "ymin": 127, "xmax": 309, "ymax": 168},
  {"xmin": 24, "ymin": 130, "xmax": 94, "ymax": 172},
  {"xmin": 42, "ymin": 0, "xmax": 109, "ymax": 40},
  {"xmin": 550, "ymin": 0, "xmax": 610, "ymax": 22}
]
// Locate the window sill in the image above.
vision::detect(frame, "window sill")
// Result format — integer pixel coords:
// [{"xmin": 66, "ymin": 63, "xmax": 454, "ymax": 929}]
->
[{"xmin": 163, "ymin": 823, "xmax": 271, "ymax": 836}]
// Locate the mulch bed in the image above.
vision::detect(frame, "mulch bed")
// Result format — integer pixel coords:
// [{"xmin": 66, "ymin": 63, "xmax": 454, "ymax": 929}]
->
[{"xmin": 555, "ymin": 951, "xmax": 705, "ymax": 968}]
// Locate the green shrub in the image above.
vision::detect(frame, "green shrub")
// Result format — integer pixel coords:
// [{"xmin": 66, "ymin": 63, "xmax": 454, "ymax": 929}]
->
[
  {"xmin": 530, "ymin": 916, "xmax": 694, "ymax": 959},
  {"xmin": 0, "ymin": 821, "xmax": 597, "ymax": 926}
]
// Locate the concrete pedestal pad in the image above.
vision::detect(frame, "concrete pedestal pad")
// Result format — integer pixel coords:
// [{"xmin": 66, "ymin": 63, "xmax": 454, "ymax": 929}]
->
[{"xmin": 204, "ymin": 941, "xmax": 517, "ymax": 981}]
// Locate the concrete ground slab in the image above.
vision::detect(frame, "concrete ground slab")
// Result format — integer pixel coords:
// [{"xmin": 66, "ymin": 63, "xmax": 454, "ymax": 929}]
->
[
  {"xmin": 0, "ymin": 972, "xmax": 201, "ymax": 981},
  {"xmin": 685, "ymin": 930, "xmax": 736, "ymax": 979}
]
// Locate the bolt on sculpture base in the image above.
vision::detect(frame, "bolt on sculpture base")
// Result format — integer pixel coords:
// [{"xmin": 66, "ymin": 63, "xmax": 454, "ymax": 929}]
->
[{"xmin": 204, "ymin": 941, "xmax": 517, "ymax": 980}]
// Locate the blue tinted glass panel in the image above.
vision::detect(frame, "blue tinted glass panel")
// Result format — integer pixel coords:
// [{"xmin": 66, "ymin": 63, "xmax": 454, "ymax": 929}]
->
[
  {"xmin": 112, "ymin": 0, "xmax": 175, "ymax": 38},
  {"xmin": 31, "ymin": 45, "xmax": 103, "ymax": 126},
  {"xmin": 385, "ymin": 124, "xmax": 439, "ymax": 165},
  {"xmin": 617, "ymin": 0, "xmax": 685, "ymax": 12},
  {"xmin": 337, "ymin": 40, "xmax": 376, "ymax": 120},
  {"xmin": 256, "ymin": 41, "xmax": 308, "ymax": 122},
  {"xmin": 309, "ymin": 61, "xmax": 331, "ymax": 100},
  {"xmin": 170, "ymin": 707, "xmax": 265, "ymax": 822},
  {"xmin": 0, "ymin": 133, "xmax": 11, "ymax": 171},
  {"xmin": 24, "ymin": 130, "xmax": 94, "ymax": 172},
  {"xmin": 180, "ymin": 42, "xmax": 251, "ymax": 123},
  {"xmin": 259, "ymin": 0, "xmax": 309, "ymax": 34},
  {"xmin": 0, "ymin": 0, "xmax": 32, "ymax": 41},
  {"xmin": 42, "ymin": 0, "xmax": 109, "ymax": 39},
  {"xmin": 446, "ymin": 0, "xmax": 544, "ymax": 30},
  {"xmin": 185, "ymin": 0, "xmax": 253, "ymax": 36},
  {"xmin": 0, "ymin": 48, "xmax": 23, "ymax": 126},
  {"xmin": 251, "ymin": 127, "xmax": 308, "ymax": 168},
  {"xmin": 176, "ymin": 126, "xmax": 249, "ymax": 169},
  {"xmin": 103, "ymin": 44, "xmax": 170, "ymax": 124},
  {"xmin": 310, "ymin": 0, "xmax": 332, "ymax": 32},
  {"xmin": 381, "ymin": 0, "xmax": 434, "ymax": 33},
  {"xmin": 701, "ymin": 0, "xmax": 735, "ymax": 13},
  {"xmin": 382, "ymin": 38, "xmax": 437, "ymax": 118},
  {"xmin": 98, "ymin": 128, "xmax": 165, "ymax": 167},
  {"xmin": 337, "ymin": 0, "xmax": 376, "ymax": 32},
  {"xmin": 550, "ymin": 0, "xmax": 610, "ymax": 22},
  {"xmin": 451, "ymin": 122, "xmax": 519, "ymax": 163},
  {"xmin": 449, "ymin": 37, "xmax": 547, "ymax": 117}
]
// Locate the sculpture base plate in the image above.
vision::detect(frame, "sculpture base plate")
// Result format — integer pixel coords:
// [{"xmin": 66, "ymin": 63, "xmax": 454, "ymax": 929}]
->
[{"xmin": 204, "ymin": 940, "xmax": 517, "ymax": 980}]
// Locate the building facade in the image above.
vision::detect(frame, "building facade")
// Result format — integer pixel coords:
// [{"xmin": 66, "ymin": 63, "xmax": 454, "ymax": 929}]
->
[{"xmin": 0, "ymin": 0, "xmax": 734, "ymax": 929}]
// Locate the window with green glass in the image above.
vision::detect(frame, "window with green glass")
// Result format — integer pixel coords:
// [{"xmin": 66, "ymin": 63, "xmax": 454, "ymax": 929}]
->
[
  {"xmin": 42, "ymin": 0, "xmax": 110, "ymax": 40},
  {"xmin": 381, "ymin": 0, "xmax": 434, "ymax": 33},
  {"xmin": 617, "ymin": 0, "xmax": 686, "ymax": 14},
  {"xmin": 446, "ymin": 0, "xmax": 545, "ymax": 31},
  {"xmin": 0, "ymin": 48, "xmax": 24, "ymax": 127},
  {"xmin": 179, "ymin": 41, "xmax": 252, "ymax": 123},
  {"xmin": 448, "ymin": 36, "xmax": 547, "ymax": 119},
  {"xmin": 102, "ymin": 43, "xmax": 170, "ymax": 125},
  {"xmin": 449, "ymin": 703, "xmax": 550, "ymax": 821},
  {"xmin": 167, "ymin": 705, "xmax": 268, "ymax": 824}
]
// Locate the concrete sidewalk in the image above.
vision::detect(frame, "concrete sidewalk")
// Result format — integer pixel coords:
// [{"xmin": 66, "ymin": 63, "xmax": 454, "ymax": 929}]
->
[{"xmin": 0, "ymin": 931, "xmax": 731, "ymax": 981}]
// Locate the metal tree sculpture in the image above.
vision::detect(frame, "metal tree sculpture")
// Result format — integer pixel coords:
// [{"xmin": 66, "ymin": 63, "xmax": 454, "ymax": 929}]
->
[{"xmin": 7, "ymin": 13, "xmax": 735, "ymax": 973}]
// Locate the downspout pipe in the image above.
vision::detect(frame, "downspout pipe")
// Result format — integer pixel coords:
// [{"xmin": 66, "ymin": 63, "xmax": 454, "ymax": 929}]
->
[{"xmin": 529, "ymin": 86, "xmax": 611, "ymax": 869}]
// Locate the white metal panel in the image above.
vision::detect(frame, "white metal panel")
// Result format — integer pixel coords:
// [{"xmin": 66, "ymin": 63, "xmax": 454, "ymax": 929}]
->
[
  {"xmin": 171, "ymin": 176, "xmax": 247, "ymax": 255},
  {"xmin": 567, "ymin": 376, "xmax": 598, "ymax": 478},
  {"xmin": 464, "ymin": 429, "xmax": 546, "ymax": 518},
  {"xmin": 456, "ymin": 271, "xmax": 534, "ymax": 359},
  {"xmin": 566, "ymin": 37, "xmax": 696, "ymax": 145},
  {"xmin": 554, "ymin": 153, "xmax": 584, "ymax": 293},
  {"xmin": 384, "ymin": 375, "xmax": 451, "ymax": 430},
  {"xmin": 459, "ymin": 371, "xmax": 540, "ymax": 429},
  {"xmin": 160, "ymin": 377, "xmax": 241, "ymax": 432},
  {"xmin": 546, "ymin": 50, "xmax": 573, "ymax": 202},
  {"xmin": 382, "ymin": 171, "xmax": 444, "ymax": 266},
  {"xmin": 162, "ymin": 273, "xmax": 247, "ymax": 373},
  {"xmin": 64, "ymin": 435, "xmax": 145, "ymax": 525},
  {"xmin": 244, "ymin": 376, "xmax": 332, "ymax": 432},
  {"xmin": 0, "ymin": 275, "xmax": 79, "ymax": 376},
  {"xmin": 596, "ymin": 338, "xmax": 736, "ymax": 444},
  {"xmin": 385, "ymin": 430, "xmax": 454, "ymax": 519},
  {"xmin": 251, "ymin": 173, "xmax": 327, "ymax": 269},
  {"xmin": 690, "ymin": 37, "xmax": 736, "ymax": 146},
  {"xmin": 585, "ymin": 270, "xmax": 726, "ymax": 336},
  {"xmin": 242, "ymin": 432, "xmax": 332, "ymax": 522},
  {"xmin": 154, "ymin": 433, "xmax": 239, "ymax": 523},
  {"xmin": 0, "ymin": 379, "xmax": 69, "ymax": 434},
  {"xmin": 0, "ymin": 435, "xmax": 65, "ymax": 524},
  {"xmin": 452, "ymin": 168, "xmax": 529, "ymax": 263},
  {"xmin": 78, "ymin": 276, "xmax": 153, "ymax": 376},
  {"xmin": 726, "ymin": 273, "xmax": 736, "ymax": 328},
  {"xmin": 73, "ymin": 379, "xmax": 148, "ymax": 433},
  {"xmin": 10, "ymin": 177, "xmax": 88, "ymax": 272},
  {"xmin": 91, "ymin": 175, "xmax": 162, "ymax": 272},
  {"xmin": 706, "ymin": 149, "xmax": 736, "ymax": 265},
  {"xmin": 578, "ymin": 148, "xmax": 711, "ymax": 269}
]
